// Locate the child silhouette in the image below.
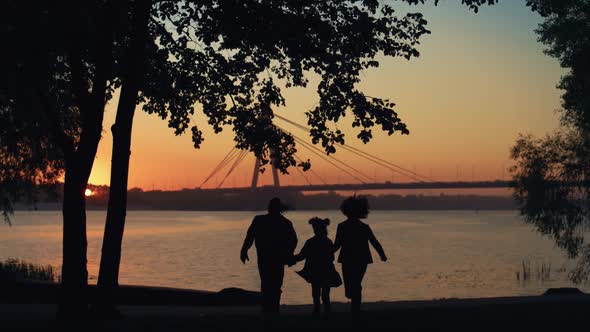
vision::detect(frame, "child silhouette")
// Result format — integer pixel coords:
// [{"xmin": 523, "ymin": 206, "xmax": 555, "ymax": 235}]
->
[{"xmin": 292, "ymin": 217, "xmax": 342, "ymax": 318}]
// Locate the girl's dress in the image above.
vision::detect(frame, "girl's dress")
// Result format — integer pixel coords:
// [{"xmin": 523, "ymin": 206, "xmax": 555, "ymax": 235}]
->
[{"xmin": 296, "ymin": 235, "xmax": 342, "ymax": 287}]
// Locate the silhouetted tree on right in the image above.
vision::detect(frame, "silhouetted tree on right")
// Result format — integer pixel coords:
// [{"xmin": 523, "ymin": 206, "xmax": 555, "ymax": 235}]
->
[{"xmin": 511, "ymin": 0, "xmax": 590, "ymax": 283}]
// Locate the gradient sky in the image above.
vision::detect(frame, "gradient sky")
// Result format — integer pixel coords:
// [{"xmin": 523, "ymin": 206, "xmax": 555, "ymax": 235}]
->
[{"xmin": 88, "ymin": 1, "xmax": 565, "ymax": 190}]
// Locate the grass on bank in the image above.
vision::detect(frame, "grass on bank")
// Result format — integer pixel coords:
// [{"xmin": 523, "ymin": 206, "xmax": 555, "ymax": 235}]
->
[{"xmin": 0, "ymin": 259, "xmax": 59, "ymax": 282}]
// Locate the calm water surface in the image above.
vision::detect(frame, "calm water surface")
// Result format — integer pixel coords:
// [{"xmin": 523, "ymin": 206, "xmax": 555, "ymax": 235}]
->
[{"xmin": 1, "ymin": 210, "xmax": 587, "ymax": 304}]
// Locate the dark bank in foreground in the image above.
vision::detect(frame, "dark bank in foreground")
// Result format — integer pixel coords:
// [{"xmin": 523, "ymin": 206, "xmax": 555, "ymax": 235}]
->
[
  {"xmin": 0, "ymin": 286, "xmax": 588, "ymax": 331},
  {"xmin": 1, "ymin": 256, "xmax": 588, "ymax": 331}
]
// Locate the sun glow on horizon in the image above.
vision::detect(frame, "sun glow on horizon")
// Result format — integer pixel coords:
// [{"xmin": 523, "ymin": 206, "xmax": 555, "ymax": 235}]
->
[{"xmin": 85, "ymin": 189, "xmax": 94, "ymax": 197}]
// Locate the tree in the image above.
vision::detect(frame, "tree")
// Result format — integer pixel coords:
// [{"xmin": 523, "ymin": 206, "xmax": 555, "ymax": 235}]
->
[
  {"xmin": 1, "ymin": 0, "xmax": 120, "ymax": 316},
  {"xmin": 511, "ymin": 0, "xmax": 590, "ymax": 283},
  {"xmin": 96, "ymin": 0, "xmax": 153, "ymax": 313},
  {"xmin": 94, "ymin": 0, "xmax": 498, "ymax": 311}
]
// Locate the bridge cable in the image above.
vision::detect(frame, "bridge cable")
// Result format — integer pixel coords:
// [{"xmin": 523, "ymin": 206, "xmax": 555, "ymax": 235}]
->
[
  {"xmin": 217, "ymin": 150, "xmax": 249, "ymax": 188},
  {"xmin": 277, "ymin": 126, "xmax": 370, "ymax": 184},
  {"xmin": 294, "ymin": 153, "xmax": 328, "ymax": 185},
  {"xmin": 274, "ymin": 114, "xmax": 433, "ymax": 182},
  {"xmin": 274, "ymin": 113, "xmax": 430, "ymax": 181},
  {"xmin": 199, "ymin": 147, "xmax": 239, "ymax": 188},
  {"xmin": 277, "ymin": 124, "xmax": 386, "ymax": 183},
  {"xmin": 292, "ymin": 135, "xmax": 374, "ymax": 183},
  {"xmin": 212, "ymin": 148, "xmax": 240, "ymax": 176},
  {"xmin": 291, "ymin": 155, "xmax": 313, "ymax": 186},
  {"xmin": 205, "ymin": 148, "xmax": 241, "ymax": 186},
  {"xmin": 337, "ymin": 144, "xmax": 427, "ymax": 183},
  {"xmin": 339, "ymin": 143, "xmax": 433, "ymax": 182},
  {"xmin": 217, "ymin": 150, "xmax": 248, "ymax": 188},
  {"xmin": 291, "ymin": 135, "xmax": 368, "ymax": 184},
  {"xmin": 280, "ymin": 125, "xmax": 372, "ymax": 181}
]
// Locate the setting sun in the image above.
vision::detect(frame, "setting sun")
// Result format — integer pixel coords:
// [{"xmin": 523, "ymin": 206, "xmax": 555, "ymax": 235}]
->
[{"xmin": 84, "ymin": 189, "xmax": 94, "ymax": 197}]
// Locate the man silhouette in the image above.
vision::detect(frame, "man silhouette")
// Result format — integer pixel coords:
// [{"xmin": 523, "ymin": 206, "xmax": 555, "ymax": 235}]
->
[{"xmin": 241, "ymin": 197, "xmax": 297, "ymax": 317}]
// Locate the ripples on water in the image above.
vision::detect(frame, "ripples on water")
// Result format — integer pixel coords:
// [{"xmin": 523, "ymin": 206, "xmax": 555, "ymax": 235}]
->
[{"xmin": 0, "ymin": 210, "xmax": 586, "ymax": 304}]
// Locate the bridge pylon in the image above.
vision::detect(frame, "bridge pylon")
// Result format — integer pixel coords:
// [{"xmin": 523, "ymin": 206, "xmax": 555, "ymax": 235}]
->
[{"xmin": 250, "ymin": 148, "xmax": 280, "ymax": 189}]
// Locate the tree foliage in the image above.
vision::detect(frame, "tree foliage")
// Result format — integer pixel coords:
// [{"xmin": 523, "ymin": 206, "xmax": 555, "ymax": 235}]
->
[
  {"xmin": 1, "ymin": 1, "xmax": 126, "ymax": 313},
  {"xmin": 528, "ymin": 0, "xmax": 590, "ymax": 131},
  {"xmin": 143, "ymin": 0, "xmax": 496, "ymax": 174},
  {"xmin": 512, "ymin": 0, "xmax": 590, "ymax": 283},
  {"xmin": 1, "ymin": 2, "xmax": 75, "ymax": 223},
  {"xmin": 147, "ymin": 1, "xmax": 419, "ymax": 173}
]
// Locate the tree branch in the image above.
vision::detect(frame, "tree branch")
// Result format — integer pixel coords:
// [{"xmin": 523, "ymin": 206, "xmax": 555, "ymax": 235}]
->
[{"xmin": 35, "ymin": 87, "xmax": 75, "ymax": 159}]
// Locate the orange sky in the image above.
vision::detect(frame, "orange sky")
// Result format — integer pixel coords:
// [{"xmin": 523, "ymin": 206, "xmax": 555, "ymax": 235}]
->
[{"xmin": 88, "ymin": 2, "xmax": 564, "ymax": 191}]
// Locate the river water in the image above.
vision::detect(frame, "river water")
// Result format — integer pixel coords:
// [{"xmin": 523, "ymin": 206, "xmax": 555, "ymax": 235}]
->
[{"xmin": 1, "ymin": 210, "xmax": 587, "ymax": 304}]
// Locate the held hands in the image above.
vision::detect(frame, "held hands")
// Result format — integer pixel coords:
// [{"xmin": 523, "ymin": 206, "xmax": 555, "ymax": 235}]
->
[
  {"xmin": 287, "ymin": 255, "xmax": 297, "ymax": 267},
  {"xmin": 240, "ymin": 250, "xmax": 249, "ymax": 264}
]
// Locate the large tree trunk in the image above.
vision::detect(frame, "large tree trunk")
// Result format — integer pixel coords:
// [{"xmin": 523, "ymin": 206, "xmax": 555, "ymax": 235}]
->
[
  {"xmin": 55, "ymin": 1, "xmax": 111, "ymax": 317},
  {"xmin": 96, "ymin": 0, "xmax": 151, "ymax": 312},
  {"xmin": 57, "ymin": 116, "xmax": 104, "ymax": 318},
  {"xmin": 57, "ymin": 107, "xmax": 105, "ymax": 318},
  {"xmin": 58, "ymin": 161, "xmax": 89, "ymax": 317}
]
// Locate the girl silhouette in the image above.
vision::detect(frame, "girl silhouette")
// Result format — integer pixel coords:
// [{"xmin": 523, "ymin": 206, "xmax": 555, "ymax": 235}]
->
[
  {"xmin": 333, "ymin": 196, "xmax": 387, "ymax": 317},
  {"xmin": 292, "ymin": 217, "xmax": 342, "ymax": 318}
]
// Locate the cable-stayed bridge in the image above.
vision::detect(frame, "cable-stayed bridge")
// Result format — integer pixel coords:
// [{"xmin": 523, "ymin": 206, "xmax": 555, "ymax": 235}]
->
[{"xmin": 198, "ymin": 114, "xmax": 514, "ymax": 193}]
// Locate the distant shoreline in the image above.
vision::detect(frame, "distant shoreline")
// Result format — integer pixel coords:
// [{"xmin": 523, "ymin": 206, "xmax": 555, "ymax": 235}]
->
[
  {"xmin": 14, "ymin": 205, "xmax": 518, "ymax": 212},
  {"xmin": 17, "ymin": 186, "xmax": 519, "ymax": 212}
]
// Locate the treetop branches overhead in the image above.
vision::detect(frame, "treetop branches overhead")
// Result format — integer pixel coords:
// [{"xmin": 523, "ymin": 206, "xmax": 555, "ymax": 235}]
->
[
  {"xmin": 146, "ymin": 0, "xmax": 496, "ymax": 174},
  {"xmin": 527, "ymin": 0, "xmax": 590, "ymax": 131},
  {"xmin": 1, "ymin": 0, "xmax": 499, "ymax": 203}
]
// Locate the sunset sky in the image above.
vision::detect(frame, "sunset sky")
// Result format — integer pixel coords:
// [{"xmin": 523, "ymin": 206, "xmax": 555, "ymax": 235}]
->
[{"xmin": 88, "ymin": 1, "xmax": 564, "ymax": 190}]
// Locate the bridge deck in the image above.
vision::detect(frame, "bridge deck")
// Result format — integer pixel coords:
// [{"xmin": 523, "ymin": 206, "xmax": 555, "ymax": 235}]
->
[{"xmin": 201, "ymin": 181, "xmax": 515, "ymax": 193}]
